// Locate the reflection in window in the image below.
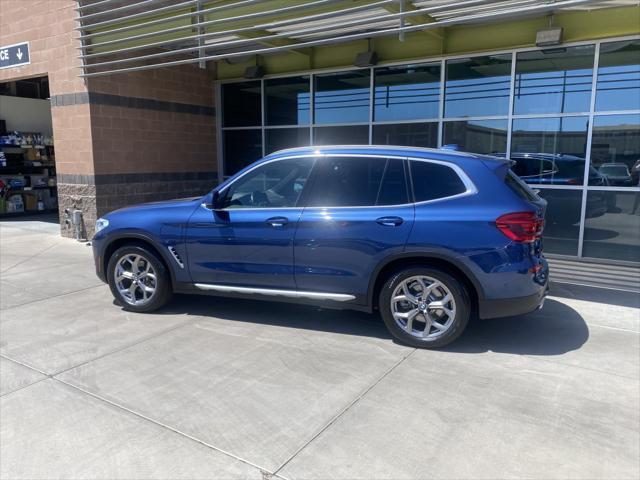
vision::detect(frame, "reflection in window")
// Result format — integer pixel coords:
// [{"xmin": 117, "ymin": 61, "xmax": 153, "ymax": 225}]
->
[
  {"xmin": 265, "ymin": 76, "xmax": 310, "ymax": 126},
  {"xmin": 445, "ymin": 54, "xmax": 512, "ymax": 117},
  {"xmin": 410, "ymin": 161, "xmax": 467, "ymax": 202},
  {"xmin": 223, "ymin": 129, "xmax": 262, "ymax": 176},
  {"xmin": 511, "ymin": 117, "xmax": 589, "ymax": 184},
  {"xmin": 314, "ymin": 71, "xmax": 370, "ymax": 124},
  {"xmin": 265, "ymin": 128, "xmax": 310, "ymax": 154},
  {"xmin": 514, "ymin": 45, "xmax": 594, "ymax": 114},
  {"xmin": 590, "ymin": 114, "xmax": 640, "ymax": 187},
  {"xmin": 222, "ymin": 81, "xmax": 261, "ymax": 127},
  {"xmin": 583, "ymin": 191, "xmax": 640, "ymax": 262},
  {"xmin": 373, "ymin": 123, "xmax": 438, "ymax": 148},
  {"xmin": 442, "ymin": 120, "xmax": 507, "ymax": 154},
  {"xmin": 374, "ymin": 64, "xmax": 440, "ymax": 121},
  {"xmin": 220, "ymin": 157, "xmax": 314, "ymax": 209},
  {"xmin": 313, "ymin": 125, "xmax": 369, "ymax": 145},
  {"xmin": 536, "ymin": 189, "xmax": 582, "ymax": 256},
  {"xmin": 306, "ymin": 157, "xmax": 408, "ymax": 207},
  {"xmin": 596, "ymin": 40, "xmax": 640, "ymax": 112}
]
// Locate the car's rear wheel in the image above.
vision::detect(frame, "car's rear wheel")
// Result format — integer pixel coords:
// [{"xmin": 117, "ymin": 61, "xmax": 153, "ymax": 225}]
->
[
  {"xmin": 379, "ymin": 267, "xmax": 470, "ymax": 348},
  {"xmin": 107, "ymin": 244, "xmax": 172, "ymax": 312}
]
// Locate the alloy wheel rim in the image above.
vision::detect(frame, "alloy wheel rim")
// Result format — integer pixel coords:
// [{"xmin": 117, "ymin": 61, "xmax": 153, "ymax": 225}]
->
[
  {"xmin": 114, "ymin": 254, "xmax": 157, "ymax": 306},
  {"xmin": 391, "ymin": 275, "xmax": 456, "ymax": 340}
]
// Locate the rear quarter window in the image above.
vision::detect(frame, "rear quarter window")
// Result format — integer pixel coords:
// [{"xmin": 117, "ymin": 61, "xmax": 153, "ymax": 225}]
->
[
  {"xmin": 410, "ymin": 160, "xmax": 467, "ymax": 202},
  {"xmin": 506, "ymin": 170, "xmax": 540, "ymax": 202}
]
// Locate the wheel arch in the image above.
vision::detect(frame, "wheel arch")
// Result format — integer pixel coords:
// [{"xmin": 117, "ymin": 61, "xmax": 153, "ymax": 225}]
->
[
  {"xmin": 368, "ymin": 253, "xmax": 484, "ymax": 314},
  {"xmin": 102, "ymin": 233, "xmax": 176, "ymax": 288}
]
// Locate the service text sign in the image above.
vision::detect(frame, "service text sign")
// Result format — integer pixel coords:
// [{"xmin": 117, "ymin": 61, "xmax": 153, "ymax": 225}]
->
[{"xmin": 0, "ymin": 42, "xmax": 30, "ymax": 69}]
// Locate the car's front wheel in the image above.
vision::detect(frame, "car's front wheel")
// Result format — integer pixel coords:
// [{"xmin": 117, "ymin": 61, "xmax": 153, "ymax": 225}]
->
[
  {"xmin": 379, "ymin": 267, "xmax": 470, "ymax": 348},
  {"xmin": 107, "ymin": 244, "xmax": 172, "ymax": 312}
]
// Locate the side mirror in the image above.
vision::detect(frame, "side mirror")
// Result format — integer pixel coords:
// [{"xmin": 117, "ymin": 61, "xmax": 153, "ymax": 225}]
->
[{"xmin": 204, "ymin": 190, "xmax": 220, "ymax": 210}]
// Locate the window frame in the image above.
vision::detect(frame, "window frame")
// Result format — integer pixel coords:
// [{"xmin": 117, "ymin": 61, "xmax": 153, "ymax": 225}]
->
[{"xmin": 215, "ymin": 155, "xmax": 318, "ymax": 211}]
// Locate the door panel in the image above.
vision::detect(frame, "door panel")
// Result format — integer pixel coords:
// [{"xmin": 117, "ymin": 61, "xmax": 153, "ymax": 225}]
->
[
  {"xmin": 294, "ymin": 205, "xmax": 415, "ymax": 300},
  {"xmin": 186, "ymin": 207, "xmax": 302, "ymax": 288},
  {"xmin": 185, "ymin": 157, "xmax": 315, "ymax": 288},
  {"xmin": 293, "ymin": 155, "xmax": 414, "ymax": 301}
]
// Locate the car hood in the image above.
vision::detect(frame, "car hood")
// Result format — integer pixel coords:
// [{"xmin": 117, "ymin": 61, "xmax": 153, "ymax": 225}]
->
[{"xmin": 108, "ymin": 196, "xmax": 202, "ymax": 216}]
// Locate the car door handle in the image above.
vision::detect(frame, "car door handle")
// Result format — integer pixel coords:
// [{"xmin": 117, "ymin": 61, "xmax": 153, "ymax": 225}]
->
[
  {"xmin": 376, "ymin": 216, "xmax": 403, "ymax": 227},
  {"xmin": 266, "ymin": 216, "xmax": 289, "ymax": 227}
]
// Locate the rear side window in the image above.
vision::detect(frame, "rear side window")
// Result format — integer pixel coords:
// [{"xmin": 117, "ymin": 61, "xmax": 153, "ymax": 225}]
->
[
  {"xmin": 306, "ymin": 156, "xmax": 409, "ymax": 207},
  {"xmin": 410, "ymin": 160, "xmax": 467, "ymax": 202},
  {"xmin": 506, "ymin": 170, "xmax": 540, "ymax": 202}
]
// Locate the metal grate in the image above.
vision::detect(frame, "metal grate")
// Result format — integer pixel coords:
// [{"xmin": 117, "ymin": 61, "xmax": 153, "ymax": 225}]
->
[{"xmin": 74, "ymin": 0, "xmax": 633, "ymax": 77}]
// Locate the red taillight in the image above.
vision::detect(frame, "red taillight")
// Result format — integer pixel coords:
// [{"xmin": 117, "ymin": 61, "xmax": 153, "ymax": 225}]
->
[{"xmin": 495, "ymin": 212, "xmax": 544, "ymax": 243}]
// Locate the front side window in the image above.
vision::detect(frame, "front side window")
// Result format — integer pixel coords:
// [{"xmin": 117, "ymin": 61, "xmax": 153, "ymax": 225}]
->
[
  {"xmin": 410, "ymin": 160, "xmax": 467, "ymax": 202},
  {"xmin": 219, "ymin": 158, "xmax": 314, "ymax": 209},
  {"xmin": 306, "ymin": 157, "xmax": 408, "ymax": 207}
]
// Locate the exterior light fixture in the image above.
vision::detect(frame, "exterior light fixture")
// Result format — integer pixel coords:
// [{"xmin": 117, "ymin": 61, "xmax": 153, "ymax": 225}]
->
[
  {"xmin": 354, "ymin": 51, "xmax": 378, "ymax": 67},
  {"xmin": 244, "ymin": 65, "xmax": 264, "ymax": 79},
  {"xmin": 535, "ymin": 27, "xmax": 563, "ymax": 47}
]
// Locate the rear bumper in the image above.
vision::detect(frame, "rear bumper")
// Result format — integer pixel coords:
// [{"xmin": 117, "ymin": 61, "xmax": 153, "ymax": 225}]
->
[{"xmin": 479, "ymin": 283, "xmax": 548, "ymax": 319}]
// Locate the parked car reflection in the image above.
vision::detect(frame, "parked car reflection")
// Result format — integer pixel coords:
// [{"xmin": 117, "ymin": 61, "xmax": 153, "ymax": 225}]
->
[
  {"xmin": 598, "ymin": 163, "xmax": 634, "ymax": 186},
  {"xmin": 502, "ymin": 153, "xmax": 607, "ymax": 186}
]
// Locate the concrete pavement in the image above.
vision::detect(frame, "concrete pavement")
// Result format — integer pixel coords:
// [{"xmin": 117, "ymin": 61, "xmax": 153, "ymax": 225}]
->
[{"xmin": 1, "ymin": 217, "xmax": 638, "ymax": 479}]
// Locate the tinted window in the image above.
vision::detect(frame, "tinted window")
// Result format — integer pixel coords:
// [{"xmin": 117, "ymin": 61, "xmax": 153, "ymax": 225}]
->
[
  {"xmin": 595, "ymin": 40, "xmax": 640, "ymax": 112},
  {"xmin": 410, "ymin": 161, "xmax": 467, "ymax": 202},
  {"xmin": 265, "ymin": 127, "xmax": 310, "ymax": 154},
  {"xmin": 589, "ymin": 114, "xmax": 640, "ymax": 187},
  {"xmin": 443, "ymin": 119, "xmax": 508, "ymax": 155},
  {"xmin": 265, "ymin": 76, "xmax": 310, "ymax": 125},
  {"xmin": 223, "ymin": 129, "xmax": 263, "ymax": 176},
  {"xmin": 445, "ymin": 54, "xmax": 512, "ymax": 117},
  {"xmin": 306, "ymin": 157, "xmax": 408, "ymax": 207},
  {"xmin": 313, "ymin": 125, "xmax": 369, "ymax": 145},
  {"xmin": 374, "ymin": 63, "xmax": 440, "ymax": 121},
  {"xmin": 514, "ymin": 45, "xmax": 594, "ymax": 114},
  {"xmin": 506, "ymin": 171, "xmax": 539, "ymax": 203},
  {"xmin": 222, "ymin": 81, "xmax": 261, "ymax": 127},
  {"xmin": 219, "ymin": 158, "xmax": 314, "ymax": 209},
  {"xmin": 373, "ymin": 122, "xmax": 438, "ymax": 148},
  {"xmin": 314, "ymin": 71, "xmax": 370, "ymax": 124}
]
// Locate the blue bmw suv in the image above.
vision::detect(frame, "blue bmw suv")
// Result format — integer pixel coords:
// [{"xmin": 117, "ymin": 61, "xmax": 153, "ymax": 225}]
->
[{"xmin": 92, "ymin": 146, "xmax": 548, "ymax": 348}]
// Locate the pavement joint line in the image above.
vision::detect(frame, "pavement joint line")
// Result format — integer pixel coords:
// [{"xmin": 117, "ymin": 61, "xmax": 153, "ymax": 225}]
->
[
  {"xmin": 586, "ymin": 323, "xmax": 640, "ymax": 334},
  {"xmin": 0, "ymin": 354, "xmax": 50, "ymax": 398},
  {"xmin": 50, "ymin": 319, "xmax": 196, "ymax": 377},
  {"xmin": 273, "ymin": 347, "xmax": 418, "ymax": 475},
  {"xmin": 53, "ymin": 376, "xmax": 276, "ymax": 477},
  {"xmin": 0, "ymin": 283, "xmax": 105, "ymax": 313},
  {"xmin": 550, "ymin": 279, "xmax": 640, "ymax": 294},
  {"xmin": 522, "ymin": 352, "xmax": 640, "ymax": 381},
  {"xmin": 0, "ymin": 241, "xmax": 63, "ymax": 274}
]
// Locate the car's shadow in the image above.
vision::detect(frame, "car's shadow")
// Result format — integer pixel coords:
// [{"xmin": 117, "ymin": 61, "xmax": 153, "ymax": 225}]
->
[{"xmin": 156, "ymin": 294, "xmax": 588, "ymax": 357}]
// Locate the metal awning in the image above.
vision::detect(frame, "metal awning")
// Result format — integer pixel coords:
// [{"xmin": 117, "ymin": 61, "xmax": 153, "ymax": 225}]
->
[{"xmin": 75, "ymin": 0, "xmax": 634, "ymax": 77}]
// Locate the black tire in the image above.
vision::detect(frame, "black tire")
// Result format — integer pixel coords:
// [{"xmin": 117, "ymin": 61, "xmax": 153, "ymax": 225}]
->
[
  {"xmin": 107, "ymin": 244, "xmax": 172, "ymax": 313},
  {"xmin": 379, "ymin": 267, "xmax": 470, "ymax": 348}
]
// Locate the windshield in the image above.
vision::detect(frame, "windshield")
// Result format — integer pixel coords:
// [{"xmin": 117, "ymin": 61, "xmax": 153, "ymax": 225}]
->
[{"xmin": 600, "ymin": 165, "xmax": 629, "ymax": 176}]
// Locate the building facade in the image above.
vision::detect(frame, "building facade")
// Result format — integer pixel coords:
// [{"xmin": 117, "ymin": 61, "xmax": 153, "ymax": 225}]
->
[{"xmin": 0, "ymin": 0, "xmax": 638, "ymax": 265}]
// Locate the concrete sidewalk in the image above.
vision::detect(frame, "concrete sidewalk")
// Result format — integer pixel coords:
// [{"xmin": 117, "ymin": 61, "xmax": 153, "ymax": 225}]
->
[{"xmin": 1, "ymin": 218, "xmax": 638, "ymax": 479}]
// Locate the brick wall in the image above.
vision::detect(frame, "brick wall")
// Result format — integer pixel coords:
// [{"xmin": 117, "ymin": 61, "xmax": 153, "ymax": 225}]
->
[{"xmin": 1, "ymin": 1, "xmax": 218, "ymax": 238}]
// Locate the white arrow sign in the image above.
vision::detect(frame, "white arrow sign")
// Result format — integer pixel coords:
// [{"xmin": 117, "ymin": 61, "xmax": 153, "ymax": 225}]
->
[{"xmin": 16, "ymin": 48, "xmax": 23, "ymax": 61}]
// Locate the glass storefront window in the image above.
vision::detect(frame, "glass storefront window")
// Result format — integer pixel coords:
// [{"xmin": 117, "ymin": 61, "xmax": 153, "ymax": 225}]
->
[
  {"xmin": 222, "ymin": 81, "xmax": 261, "ymax": 127},
  {"xmin": 442, "ymin": 119, "xmax": 507, "ymax": 154},
  {"xmin": 373, "ymin": 123, "xmax": 438, "ymax": 148},
  {"xmin": 374, "ymin": 64, "xmax": 440, "ymax": 121},
  {"xmin": 313, "ymin": 125, "xmax": 369, "ymax": 145},
  {"xmin": 444, "ymin": 54, "xmax": 512, "ymax": 117},
  {"xmin": 595, "ymin": 39, "xmax": 640, "ymax": 112},
  {"xmin": 590, "ymin": 114, "xmax": 640, "ymax": 187},
  {"xmin": 537, "ymin": 189, "xmax": 582, "ymax": 256},
  {"xmin": 265, "ymin": 76, "xmax": 310, "ymax": 126},
  {"xmin": 223, "ymin": 129, "xmax": 262, "ymax": 175},
  {"xmin": 583, "ymin": 191, "xmax": 640, "ymax": 262},
  {"xmin": 265, "ymin": 128, "xmax": 310, "ymax": 154},
  {"xmin": 511, "ymin": 117, "xmax": 589, "ymax": 185},
  {"xmin": 514, "ymin": 45, "xmax": 594, "ymax": 115},
  {"xmin": 314, "ymin": 71, "xmax": 370, "ymax": 124}
]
